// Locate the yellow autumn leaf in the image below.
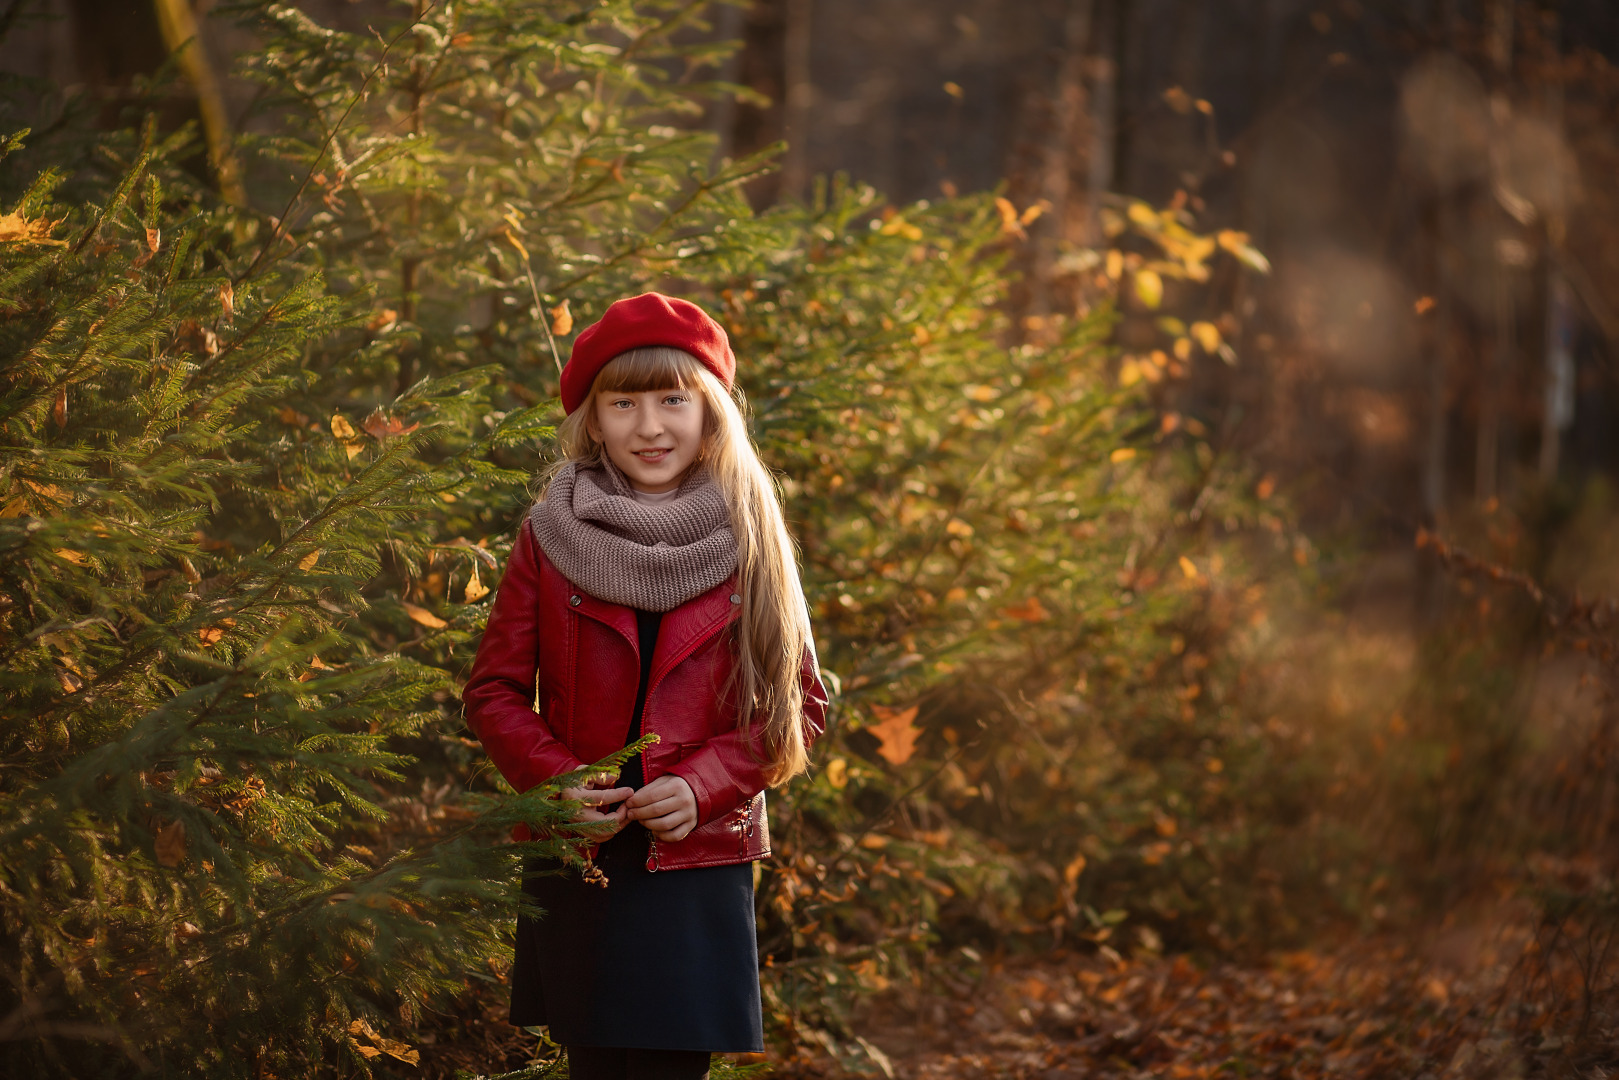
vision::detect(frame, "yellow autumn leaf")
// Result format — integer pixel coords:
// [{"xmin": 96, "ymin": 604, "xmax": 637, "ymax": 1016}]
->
[
  {"xmin": 1063, "ymin": 853, "xmax": 1087, "ymax": 886},
  {"xmin": 54, "ymin": 549, "xmax": 88, "ymax": 565},
  {"xmin": 825, "ymin": 757, "xmax": 849, "ymax": 790},
  {"xmin": 503, "ymin": 227, "xmax": 529, "ymax": 262},
  {"xmin": 1179, "ymin": 555, "xmax": 1199, "ymax": 580},
  {"xmin": 1127, "ymin": 201, "xmax": 1159, "ymax": 229},
  {"xmin": 330, "ymin": 415, "xmax": 365, "ymax": 460},
  {"xmin": 993, "ymin": 197, "xmax": 1025, "ymax": 239},
  {"xmin": 944, "ymin": 518, "xmax": 974, "ymax": 538},
  {"xmin": 879, "ymin": 216, "xmax": 923, "ymax": 241},
  {"xmin": 1105, "ymin": 249, "xmax": 1124, "ymax": 281},
  {"xmin": 198, "ymin": 626, "xmax": 226, "ymax": 646},
  {"xmin": 464, "ymin": 563, "xmax": 490, "ymax": 603},
  {"xmin": 299, "ymin": 549, "xmax": 321, "ymax": 571},
  {"xmin": 964, "ymin": 384, "xmax": 998, "ymax": 402},
  {"xmin": 551, "ymin": 299, "xmax": 573, "ymax": 335},
  {"xmin": 1190, "ymin": 320, "xmax": 1222, "ymax": 354},
  {"xmin": 1134, "ymin": 268, "xmax": 1164, "ymax": 309},
  {"xmin": 0, "ymin": 209, "xmax": 65, "ymax": 245},
  {"xmin": 1173, "ymin": 337, "xmax": 1193, "ymax": 361},
  {"xmin": 1109, "ymin": 447, "xmax": 1136, "ymax": 463},
  {"xmin": 1117, "ymin": 358, "xmax": 1143, "ymax": 388},
  {"xmin": 1218, "ymin": 229, "xmax": 1272, "ymax": 273},
  {"xmin": 402, "ymin": 602, "xmax": 447, "ymax": 629}
]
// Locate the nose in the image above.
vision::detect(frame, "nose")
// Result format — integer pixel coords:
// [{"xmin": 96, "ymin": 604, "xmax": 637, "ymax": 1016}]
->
[{"xmin": 634, "ymin": 401, "xmax": 665, "ymax": 438}]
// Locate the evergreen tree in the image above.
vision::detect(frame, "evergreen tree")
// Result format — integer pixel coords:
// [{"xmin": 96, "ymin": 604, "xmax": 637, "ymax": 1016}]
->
[{"xmin": 0, "ymin": 118, "xmax": 634, "ymax": 1077}]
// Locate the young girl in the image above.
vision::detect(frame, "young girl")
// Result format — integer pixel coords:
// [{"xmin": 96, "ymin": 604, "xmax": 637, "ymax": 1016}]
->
[{"xmin": 462, "ymin": 293, "xmax": 828, "ymax": 1080}]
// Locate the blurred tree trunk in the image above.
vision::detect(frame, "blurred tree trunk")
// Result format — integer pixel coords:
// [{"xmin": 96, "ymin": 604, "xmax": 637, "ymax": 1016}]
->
[
  {"xmin": 151, "ymin": 0, "xmax": 244, "ymax": 205},
  {"xmin": 1084, "ymin": 0, "xmax": 1119, "ymax": 246},
  {"xmin": 780, "ymin": 0, "xmax": 812, "ymax": 202},
  {"xmin": 1029, "ymin": 0, "xmax": 1094, "ymax": 321},
  {"xmin": 1476, "ymin": 0, "xmax": 1516, "ymax": 502}
]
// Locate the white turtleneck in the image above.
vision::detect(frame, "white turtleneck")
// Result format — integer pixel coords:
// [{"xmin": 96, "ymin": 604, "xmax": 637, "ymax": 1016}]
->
[{"xmin": 629, "ymin": 486, "xmax": 682, "ymax": 506}]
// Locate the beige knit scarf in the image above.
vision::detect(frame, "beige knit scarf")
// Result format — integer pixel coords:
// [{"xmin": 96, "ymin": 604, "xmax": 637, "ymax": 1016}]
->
[{"xmin": 529, "ymin": 460, "xmax": 737, "ymax": 612}]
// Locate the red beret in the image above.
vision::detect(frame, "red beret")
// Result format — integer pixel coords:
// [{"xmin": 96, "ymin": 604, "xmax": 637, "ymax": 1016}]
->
[{"xmin": 560, "ymin": 292, "xmax": 736, "ymax": 414}]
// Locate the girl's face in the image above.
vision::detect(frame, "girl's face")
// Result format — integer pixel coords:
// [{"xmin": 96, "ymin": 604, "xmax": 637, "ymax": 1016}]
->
[{"xmin": 587, "ymin": 385, "xmax": 707, "ymax": 493}]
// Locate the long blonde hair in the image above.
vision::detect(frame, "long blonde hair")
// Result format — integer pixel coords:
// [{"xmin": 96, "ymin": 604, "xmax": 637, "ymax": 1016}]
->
[{"xmin": 546, "ymin": 347, "xmax": 813, "ymax": 784}]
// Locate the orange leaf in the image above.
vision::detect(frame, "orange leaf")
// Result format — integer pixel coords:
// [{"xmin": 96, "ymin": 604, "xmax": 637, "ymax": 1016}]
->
[
  {"xmin": 218, "ymin": 281, "xmax": 234, "ymax": 319},
  {"xmin": 402, "ymin": 602, "xmax": 447, "ymax": 629},
  {"xmin": 0, "ymin": 210, "xmax": 65, "ymax": 245},
  {"xmin": 367, "ymin": 308, "xmax": 399, "ymax": 333},
  {"xmin": 1000, "ymin": 595, "xmax": 1049, "ymax": 622},
  {"xmin": 52, "ymin": 385, "xmax": 67, "ymax": 428},
  {"xmin": 867, "ymin": 705, "xmax": 921, "ymax": 766},
  {"xmin": 155, "ymin": 819, "xmax": 187, "ymax": 867},
  {"xmin": 362, "ymin": 410, "xmax": 420, "ymax": 440},
  {"xmin": 994, "ymin": 197, "xmax": 1026, "ymax": 239},
  {"xmin": 463, "ymin": 563, "xmax": 490, "ymax": 603},
  {"xmin": 551, "ymin": 299, "xmax": 574, "ymax": 336},
  {"xmin": 198, "ymin": 626, "xmax": 226, "ymax": 646},
  {"xmin": 144, "ymin": 227, "xmax": 161, "ymax": 254},
  {"xmin": 54, "ymin": 548, "xmax": 87, "ymax": 565}
]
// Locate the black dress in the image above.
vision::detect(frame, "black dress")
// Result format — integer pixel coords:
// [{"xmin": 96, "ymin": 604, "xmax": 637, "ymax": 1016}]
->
[{"xmin": 509, "ymin": 609, "xmax": 764, "ymax": 1053}]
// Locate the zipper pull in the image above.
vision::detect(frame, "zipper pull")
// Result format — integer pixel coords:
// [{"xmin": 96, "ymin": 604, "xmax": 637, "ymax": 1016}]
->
[{"xmin": 645, "ymin": 837, "xmax": 659, "ymax": 872}]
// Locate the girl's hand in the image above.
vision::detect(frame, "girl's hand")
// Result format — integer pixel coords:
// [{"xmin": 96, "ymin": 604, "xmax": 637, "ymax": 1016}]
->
[
  {"xmin": 559, "ymin": 771, "xmax": 634, "ymax": 831},
  {"xmin": 624, "ymin": 775, "xmax": 697, "ymax": 842}
]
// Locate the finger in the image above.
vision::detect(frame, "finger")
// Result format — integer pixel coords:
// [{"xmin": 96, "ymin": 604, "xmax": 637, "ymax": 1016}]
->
[
  {"xmin": 576, "ymin": 786, "xmax": 635, "ymax": 806},
  {"xmin": 627, "ymin": 796, "xmax": 685, "ymax": 820},
  {"xmin": 642, "ymin": 810, "xmax": 694, "ymax": 835}
]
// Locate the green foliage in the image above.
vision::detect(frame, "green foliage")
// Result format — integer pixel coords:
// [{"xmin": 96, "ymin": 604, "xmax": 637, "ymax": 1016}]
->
[{"xmin": 0, "ymin": 119, "xmax": 654, "ymax": 1076}]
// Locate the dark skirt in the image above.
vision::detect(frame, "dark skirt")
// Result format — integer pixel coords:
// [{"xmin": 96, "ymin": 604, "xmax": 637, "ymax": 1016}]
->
[{"xmin": 510, "ymin": 824, "xmax": 764, "ymax": 1053}]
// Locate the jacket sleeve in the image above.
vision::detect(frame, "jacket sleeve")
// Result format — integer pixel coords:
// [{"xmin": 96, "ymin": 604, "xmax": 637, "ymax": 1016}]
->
[
  {"xmin": 669, "ymin": 637, "xmax": 830, "ymax": 827},
  {"xmin": 461, "ymin": 519, "xmax": 587, "ymax": 792}
]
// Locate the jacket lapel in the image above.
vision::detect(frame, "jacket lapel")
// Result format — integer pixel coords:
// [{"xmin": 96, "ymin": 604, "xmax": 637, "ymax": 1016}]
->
[{"xmin": 649, "ymin": 578, "xmax": 738, "ymax": 689}]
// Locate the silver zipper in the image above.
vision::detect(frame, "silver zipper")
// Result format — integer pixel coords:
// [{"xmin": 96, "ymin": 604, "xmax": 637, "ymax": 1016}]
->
[{"xmin": 646, "ymin": 836, "xmax": 660, "ymax": 872}]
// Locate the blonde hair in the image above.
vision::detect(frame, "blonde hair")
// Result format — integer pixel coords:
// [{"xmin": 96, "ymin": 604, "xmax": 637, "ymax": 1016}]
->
[{"xmin": 546, "ymin": 347, "xmax": 812, "ymax": 784}]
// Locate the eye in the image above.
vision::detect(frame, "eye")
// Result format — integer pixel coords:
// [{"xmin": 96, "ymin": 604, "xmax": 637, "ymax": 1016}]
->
[
  {"xmin": 662, "ymin": 392, "xmax": 688, "ymax": 406},
  {"xmin": 607, "ymin": 397, "xmax": 634, "ymax": 409}
]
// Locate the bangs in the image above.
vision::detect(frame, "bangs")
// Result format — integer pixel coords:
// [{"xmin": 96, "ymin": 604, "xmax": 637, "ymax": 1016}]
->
[{"xmin": 591, "ymin": 347, "xmax": 706, "ymax": 395}]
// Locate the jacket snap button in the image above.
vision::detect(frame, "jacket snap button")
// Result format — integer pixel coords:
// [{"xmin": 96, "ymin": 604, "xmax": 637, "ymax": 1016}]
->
[
  {"xmin": 569, "ymin": 595, "xmax": 581, "ymax": 607},
  {"xmin": 729, "ymin": 593, "xmax": 741, "ymax": 604}
]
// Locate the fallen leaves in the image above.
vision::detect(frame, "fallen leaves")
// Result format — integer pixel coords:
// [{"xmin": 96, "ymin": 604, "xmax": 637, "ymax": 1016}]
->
[
  {"xmin": 811, "ymin": 939, "xmax": 1544, "ymax": 1080},
  {"xmin": 867, "ymin": 704, "xmax": 921, "ymax": 766},
  {"xmin": 347, "ymin": 1018, "xmax": 420, "ymax": 1065}
]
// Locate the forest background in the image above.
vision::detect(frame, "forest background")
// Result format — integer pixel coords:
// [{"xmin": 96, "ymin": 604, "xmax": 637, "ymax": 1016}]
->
[{"xmin": 1, "ymin": 1, "xmax": 1617, "ymax": 1078}]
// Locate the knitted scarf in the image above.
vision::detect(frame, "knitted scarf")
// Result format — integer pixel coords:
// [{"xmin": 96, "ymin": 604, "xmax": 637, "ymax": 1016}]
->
[{"xmin": 529, "ymin": 460, "xmax": 738, "ymax": 612}]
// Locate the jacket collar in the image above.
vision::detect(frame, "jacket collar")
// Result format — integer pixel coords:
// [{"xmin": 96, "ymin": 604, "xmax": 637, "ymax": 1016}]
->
[{"xmin": 568, "ymin": 573, "xmax": 739, "ymax": 681}]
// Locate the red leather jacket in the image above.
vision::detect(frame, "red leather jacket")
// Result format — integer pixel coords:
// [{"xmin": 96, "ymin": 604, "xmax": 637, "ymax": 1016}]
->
[{"xmin": 462, "ymin": 518, "xmax": 828, "ymax": 872}]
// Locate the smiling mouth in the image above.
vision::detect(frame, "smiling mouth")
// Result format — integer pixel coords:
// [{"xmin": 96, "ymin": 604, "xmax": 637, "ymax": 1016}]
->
[{"xmin": 634, "ymin": 448, "xmax": 672, "ymax": 461}]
